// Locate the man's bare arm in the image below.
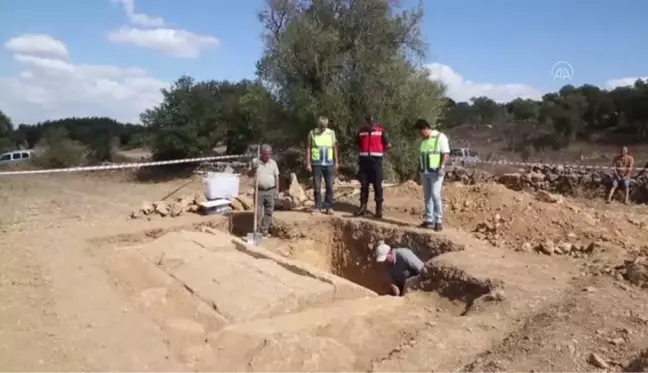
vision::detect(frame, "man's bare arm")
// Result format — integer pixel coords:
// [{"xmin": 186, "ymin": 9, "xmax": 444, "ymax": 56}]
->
[{"xmin": 613, "ymin": 158, "xmax": 620, "ymax": 178}]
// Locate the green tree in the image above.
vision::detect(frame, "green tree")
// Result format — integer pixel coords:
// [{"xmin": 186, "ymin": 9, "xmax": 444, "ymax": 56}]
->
[
  {"xmin": 257, "ymin": 0, "xmax": 444, "ymax": 180},
  {"xmin": 141, "ymin": 76, "xmax": 282, "ymax": 161},
  {"xmin": 34, "ymin": 126, "xmax": 88, "ymax": 168},
  {"xmin": 0, "ymin": 110, "xmax": 13, "ymax": 152},
  {"xmin": 470, "ymin": 96, "xmax": 503, "ymax": 125},
  {"xmin": 506, "ymin": 98, "xmax": 539, "ymax": 122}
]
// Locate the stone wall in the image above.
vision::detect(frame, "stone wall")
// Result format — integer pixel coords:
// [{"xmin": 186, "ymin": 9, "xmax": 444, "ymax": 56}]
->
[{"xmin": 447, "ymin": 165, "xmax": 648, "ymax": 203}]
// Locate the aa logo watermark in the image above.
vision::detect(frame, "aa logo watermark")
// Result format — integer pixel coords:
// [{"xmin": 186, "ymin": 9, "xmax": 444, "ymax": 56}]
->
[{"xmin": 551, "ymin": 60, "xmax": 574, "ymax": 81}]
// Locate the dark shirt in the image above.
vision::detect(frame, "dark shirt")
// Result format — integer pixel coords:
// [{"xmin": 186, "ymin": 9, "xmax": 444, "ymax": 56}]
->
[
  {"xmin": 387, "ymin": 248, "xmax": 425, "ymax": 288},
  {"xmin": 355, "ymin": 125, "xmax": 390, "ymax": 150}
]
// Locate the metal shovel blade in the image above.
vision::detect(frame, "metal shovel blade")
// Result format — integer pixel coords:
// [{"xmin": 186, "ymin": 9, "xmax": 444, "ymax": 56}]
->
[{"xmin": 245, "ymin": 232, "xmax": 263, "ymax": 245}]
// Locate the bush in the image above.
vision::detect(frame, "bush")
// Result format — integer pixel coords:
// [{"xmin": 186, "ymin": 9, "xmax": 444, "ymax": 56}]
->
[{"xmin": 34, "ymin": 127, "xmax": 88, "ymax": 168}]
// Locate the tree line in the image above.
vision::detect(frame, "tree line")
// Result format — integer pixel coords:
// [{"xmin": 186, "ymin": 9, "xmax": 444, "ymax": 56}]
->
[
  {"xmin": 444, "ymin": 80, "xmax": 648, "ymax": 155},
  {"xmin": 1, "ymin": 0, "xmax": 647, "ymax": 179}
]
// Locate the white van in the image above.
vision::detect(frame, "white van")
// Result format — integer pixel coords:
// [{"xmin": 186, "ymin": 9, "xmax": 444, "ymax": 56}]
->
[{"xmin": 0, "ymin": 150, "xmax": 34, "ymax": 165}]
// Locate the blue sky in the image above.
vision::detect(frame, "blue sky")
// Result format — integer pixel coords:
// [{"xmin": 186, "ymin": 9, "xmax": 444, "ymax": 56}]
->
[{"xmin": 0, "ymin": 0, "xmax": 646, "ymax": 123}]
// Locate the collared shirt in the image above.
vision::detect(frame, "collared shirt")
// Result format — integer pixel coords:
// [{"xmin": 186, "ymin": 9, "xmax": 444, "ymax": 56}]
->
[
  {"xmin": 387, "ymin": 248, "xmax": 425, "ymax": 287},
  {"xmin": 253, "ymin": 158, "xmax": 279, "ymax": 189},
  {"xmin": 425, "ymin": 130, "xmax": 451, "ymax": 155}
]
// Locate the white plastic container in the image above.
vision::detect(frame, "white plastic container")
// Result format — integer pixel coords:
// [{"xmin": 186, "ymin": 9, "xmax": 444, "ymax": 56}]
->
[
  {"xmin": 203, "ymin": 172, "xmax": 240, "ymax": 200},
  {"xmin": 199, "ymin": 198, "xmax": 232, "ymax": 216}
]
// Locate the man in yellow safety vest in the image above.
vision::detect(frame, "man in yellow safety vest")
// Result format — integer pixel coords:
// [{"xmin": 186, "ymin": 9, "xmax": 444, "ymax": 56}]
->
[
  {"xmin": 417, "ymin": 118, "xmax": 450, "ymax": 231},
  {"xmin": 306, "ymin": 116, "xmax": 339, "ymax": 214}
]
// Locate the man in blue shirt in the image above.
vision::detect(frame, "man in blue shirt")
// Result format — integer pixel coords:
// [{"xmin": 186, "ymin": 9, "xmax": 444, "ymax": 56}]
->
[{"xmin": 375, "ymin": 241, "xmax": 427, "ymax": 296}]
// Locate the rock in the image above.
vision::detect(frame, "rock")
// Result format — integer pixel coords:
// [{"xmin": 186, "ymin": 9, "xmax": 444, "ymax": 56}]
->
[
  {"xmin": 130, "ymin": 209, "xmax": 144, "ymax": 219},
  {"xmin": 140, "ymin": 201, "xmax": 155, "ymax": 215},
  {"xmin": 584, "ymin": 242, "xmax": 602, "ymax": 255},
  {"xmin": 625, "ymin": 257, "xmax": 648, "ymax": 287},
  {"xmin": 536, "ymin": 190, "xmax": 563, "ymax": 203},
  {"xmin": 287, "ymin": 173, "xmax": 308, "ymax": 204},
  {"xmin": 235, "ymin": 195, "xmax": 254, "ymax": 210},
  {"xmin": 587, "ymin": 352, "xmax": 609, "ymax": 369},
  {"xmin": 277, "ymin": 196, "xmax": 294, "ymax": 210},
  {"xmin": 230, "ymin": 198, "xmax": 245, "ymax": 211},
  {"xmin": 556, "ymin": 242, "xmax": 572, "ymax": 255},
  {"xmin": 518, "ymin": 242, "xmax": 532, "ymax": 252},
  {"xmin": 537, "ymin": 240, "xmax": 555, "ymax": 255},
  {"xmin": 528, "ymin": 172, "xmax": 546, "ymax": 182},
  {"xmin": 177, "ymin": 195, "xmax": 195, "ymax": 211},
  {"xmin": 154, "ymin": 201, "xmax": 169, "ymax": 217},
  {"xmin": 194, "ymin": 193, "xmax": 207, "ymax": 205},
  {"xmin": 169, "ymin": 202, "xmax": 184, "ymax": 217},
  {"xmin": 304, "ymin": 200, "xmax": 315, "ymax": 208},
  {"xmin": 498, "ymin": 173, "xmax": 522, "ymax": 188}
]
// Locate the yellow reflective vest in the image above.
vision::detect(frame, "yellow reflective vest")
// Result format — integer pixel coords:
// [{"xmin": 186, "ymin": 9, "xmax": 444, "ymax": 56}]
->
[{"xmin": 310, "ymin": 128, "xmax": 335, "ymax": 166}]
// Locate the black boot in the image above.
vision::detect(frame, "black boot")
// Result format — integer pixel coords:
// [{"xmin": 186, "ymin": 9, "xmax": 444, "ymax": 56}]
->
[
  {"xmin": 354, "ymin": 204, "xmax": 368, "ymax": 216},
  {"xmin": 375, "ymin": 203, "xmax": 383, "ymax": 219}
]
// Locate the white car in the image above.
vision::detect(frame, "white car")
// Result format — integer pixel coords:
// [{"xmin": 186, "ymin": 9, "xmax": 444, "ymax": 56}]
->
[
  {"xmin": 449, "ymin": 148, "xmax": 481, "ymax": 167},
  {"xmin": 0, "ymin": 149, "xmax": 34, "ymax": 165}
]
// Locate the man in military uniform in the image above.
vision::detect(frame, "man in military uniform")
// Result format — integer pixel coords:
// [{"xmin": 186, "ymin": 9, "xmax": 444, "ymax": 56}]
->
[{"xmin": 355, "ymin": 115, "xmax": 391, "ymax": 218}]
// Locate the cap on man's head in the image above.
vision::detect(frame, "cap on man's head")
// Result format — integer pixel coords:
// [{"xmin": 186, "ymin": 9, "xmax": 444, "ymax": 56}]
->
[
  {"xmin": 375, "ymin": 241, "xmax": 391, "ymax": 262},
  {"xmin": 364, "ymin": 115, "xmax": 374, "ymax": 123}
]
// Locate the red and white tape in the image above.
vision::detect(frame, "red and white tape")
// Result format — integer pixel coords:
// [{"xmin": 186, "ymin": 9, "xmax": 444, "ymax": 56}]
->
[{"xmin": 0, "ymin": 154, "xmax": 252, "ymax": 176}]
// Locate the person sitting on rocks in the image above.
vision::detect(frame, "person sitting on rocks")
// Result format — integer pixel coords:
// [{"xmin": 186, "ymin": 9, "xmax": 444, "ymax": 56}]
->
[
  {"xmin": 607, "ymin": 146, "xmax": 634, "ymax": 204},
  {"xmin": 375, "ymin": 241, "xmax": 427, "ymax": 296}
]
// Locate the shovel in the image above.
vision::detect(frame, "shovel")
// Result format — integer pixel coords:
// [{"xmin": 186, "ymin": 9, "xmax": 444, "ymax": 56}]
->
[{"xmin": 245, "ymin": 144, "xmax": 263, "ymax": 245}]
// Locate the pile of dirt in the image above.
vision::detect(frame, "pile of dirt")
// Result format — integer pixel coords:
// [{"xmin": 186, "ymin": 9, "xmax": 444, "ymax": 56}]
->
[{"xmin": 383, "ymin": 181, "xmax": 648, "ymax": 255}]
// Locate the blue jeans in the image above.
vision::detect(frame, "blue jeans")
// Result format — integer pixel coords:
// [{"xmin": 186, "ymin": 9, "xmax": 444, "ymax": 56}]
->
[
  {"xmin": 312, "ymin": 165, "xmax": 335, "ymax": 210},
  {"xmin": 421, "ymin": 172, "xmax": 444, "ymax": 224}
]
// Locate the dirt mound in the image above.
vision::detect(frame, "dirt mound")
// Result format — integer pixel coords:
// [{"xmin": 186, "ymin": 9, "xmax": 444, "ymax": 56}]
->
[{"xmin": 382, "ymin": 181, "xmax": 648, "ymax": 256}]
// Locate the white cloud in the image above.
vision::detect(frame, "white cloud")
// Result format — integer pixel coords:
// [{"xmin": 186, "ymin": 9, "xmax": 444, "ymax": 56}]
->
[
  {"xmin": 426, "ymin": 63, "xmax": 543, "ymax": 103},
  {"xmin": 605, "ymin": 77, "xmax": 648, "ymax": 89},
  {"xmin": 108, "ymin": 26, "xmax": 219, "ymax": 58},
  {"xmin": 0, "ymin": 34, "xmax": 167, "ymax": 124},
  {"xmin": 110, "ymin": 0, "xmax": 165, "ymax": 27},
  {"xmin": 107, "ymin": 0, "xmax": 218, "ymax": 58},
  {"xmin": 5, "ymin": 34, "xmax": 69, "ymax": 59}
]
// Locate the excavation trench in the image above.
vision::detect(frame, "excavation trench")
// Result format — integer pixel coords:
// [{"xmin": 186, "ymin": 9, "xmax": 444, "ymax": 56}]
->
[
  {"xmin": 96, "ymin": 214, "xmax": 516, "ymax": 371},
  {"xmin": 230, "ymin": 213, "xmax": 492, "ymax": 307}
]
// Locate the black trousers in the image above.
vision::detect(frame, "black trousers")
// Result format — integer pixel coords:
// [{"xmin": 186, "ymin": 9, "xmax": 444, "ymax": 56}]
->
[{"xmin": 358, "ymin": 157, "xmax": 383, "ymax": 205}]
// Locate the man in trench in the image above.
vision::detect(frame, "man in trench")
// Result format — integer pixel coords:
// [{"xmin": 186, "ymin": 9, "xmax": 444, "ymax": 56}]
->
[{"xmin": 375, "ymin": 241, "xmax": 428, "ymax": 296}]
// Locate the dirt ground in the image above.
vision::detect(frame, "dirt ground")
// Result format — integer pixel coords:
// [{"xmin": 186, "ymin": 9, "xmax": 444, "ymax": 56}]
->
[{"xmin": 2, "ymin": 171, "xmax": 648, "ymax": 372}]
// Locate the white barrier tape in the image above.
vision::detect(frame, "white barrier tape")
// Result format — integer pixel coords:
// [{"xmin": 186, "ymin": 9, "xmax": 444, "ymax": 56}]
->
[{"xmin": 0, "ymin": 154, "xmax": 251, "ymax": 176}]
